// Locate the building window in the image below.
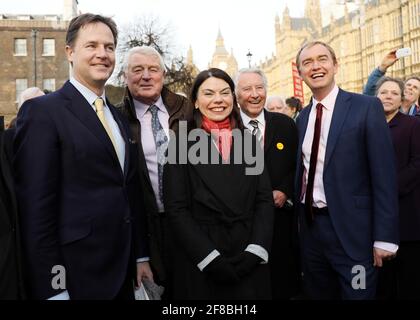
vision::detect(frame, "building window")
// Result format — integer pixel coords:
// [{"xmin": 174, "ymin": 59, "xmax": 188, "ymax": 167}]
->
[
  {"xmin": 43, "ymin": 79, "xmax": 56, "ymax": 91},
  {"xmin": 373, "ymin": 23, "xmax": 380, "ymax": 44},
  {"xmin": 16, "ymin": 79, "xmax": 28, "ymax": 102},
  {"xmin": 410, "ymin": 1, "xmax": 420, "ymax": 28},
  {"xmin": 367, "ymin": 53, "xmax": 375, "ymax": 74},
  {"xmin": 43, "ymin": 39, "xmax": 55, "ymax": 56},
  {"xmin": 14, "ymin": 39, "xmax": 27, "ymax": 56},
  {"xmin": 412, "ymin": 38, "xmax": 420, "ymax": 64},
  {"xmin": 393, "ymin": 14, "xmax": 402, "ymax": 38}
]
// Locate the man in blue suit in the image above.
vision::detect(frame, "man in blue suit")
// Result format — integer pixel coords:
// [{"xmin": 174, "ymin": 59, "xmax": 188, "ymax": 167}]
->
[
  {"xmin": 294, "ymin": 41, "xmax": 399, "ymax": 299},
  {"xmin": 14, "ymin": 14, "xmax": 152, "ymax": 300}
]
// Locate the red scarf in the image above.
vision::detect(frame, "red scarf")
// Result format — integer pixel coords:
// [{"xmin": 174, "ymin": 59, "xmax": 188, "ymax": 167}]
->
[{"xmin": 201, "ymin": 116, "xmax": 232, "ymax": 161}]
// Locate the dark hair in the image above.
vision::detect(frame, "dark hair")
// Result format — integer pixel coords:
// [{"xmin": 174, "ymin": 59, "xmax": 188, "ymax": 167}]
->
[
  {"xmin": 296, "ymin": 40, "xmax": 337, "ymax": 71},
  {"xmin": 189, "ymin": 68, "xmax": 244, "ymax": 130},
  {"xmin": 285, "ymin": 96, "xmax": 302, "ymax": 112},
  {"xmin": 375, "ymin": 76, "xmax": 405, "ymax": 99},
  {"xmin": 66, "ymin": 13, "xmax": 118, "ymax": 47}
]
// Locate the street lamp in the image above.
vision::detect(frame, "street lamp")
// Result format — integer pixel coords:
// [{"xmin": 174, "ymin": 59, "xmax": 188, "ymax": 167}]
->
[{"xmin": 246, "ymin": 49, "xmax": 253, "ymax": 68}]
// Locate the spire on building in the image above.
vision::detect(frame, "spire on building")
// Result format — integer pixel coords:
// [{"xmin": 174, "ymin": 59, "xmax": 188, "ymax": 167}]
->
[
  {"xmin": 214, "ymin": 28, "xmax": 229, "ymax": 56},
  {"xmin": 187, "ymin": 45, "xmax": 193, "ymax": 65},
  {"xmin": 282, "ymin": 6, "xmax": 291, "ymax": 29},
  {"xmin": 304, "ymin": 0, "xmax": 322, "ymax": 31}
]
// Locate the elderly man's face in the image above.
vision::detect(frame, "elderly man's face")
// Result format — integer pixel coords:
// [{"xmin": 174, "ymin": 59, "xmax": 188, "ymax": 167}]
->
[
  {"xmin": 125, "ymin": 53, "xmax": 165, "ymax": 105},
  {"xmin": 236, "ymin": 72, "xmax": 266, "ymax": 118},
  {"xmin": 266, "ymin": 98, "xmax": 285, "ymax": 113}
]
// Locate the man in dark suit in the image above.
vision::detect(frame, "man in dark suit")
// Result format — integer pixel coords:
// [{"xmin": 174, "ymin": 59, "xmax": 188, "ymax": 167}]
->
[
  {"xmin": 117, "ymin": 46, "xmax": 190, "ymax": 298},
  {"xmin": 14, "ymin": 13, "xmax": 151, "ymax": 300},
  {"xmin": 235, "ymin": 68, "xmax": 301, "ymax": 299},
  {"xmin": 0, "ymin": 130, "xmax": 25, "ymax": 299},
  {"xmin": 295, "ymin": 41, "xmax": 399, "ymax": 299}
]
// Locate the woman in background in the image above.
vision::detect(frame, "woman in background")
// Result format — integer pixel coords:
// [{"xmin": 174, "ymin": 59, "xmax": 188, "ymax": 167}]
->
[{"xmin": 376, "ymin": 76, "xmax": 420, "ymax": 299}]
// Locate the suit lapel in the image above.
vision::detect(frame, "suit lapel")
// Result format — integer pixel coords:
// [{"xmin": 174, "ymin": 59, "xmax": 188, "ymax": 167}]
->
[
  {"xmin": 61, "ymin": 81, "xmax": 121, "ymax": 169},
  {"xmin": 263, "ymin": 110, "xmax": 274, "ymax": 152},
  {"xmin": 324, "ymin": 89, "xmax": 352, "ymax": 170},
  {"xmin": 108, "ymin": 101, "xmax": 129, "ymax": 176},
  {"xmin": 191, "ymin": 135, "xmax": 246, "ymax": 215}
]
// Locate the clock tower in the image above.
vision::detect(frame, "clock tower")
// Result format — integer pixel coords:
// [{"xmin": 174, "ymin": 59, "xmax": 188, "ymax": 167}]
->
[{"xmin": 209, "ymin": 29, "xmax": 238, "ymax": 78}]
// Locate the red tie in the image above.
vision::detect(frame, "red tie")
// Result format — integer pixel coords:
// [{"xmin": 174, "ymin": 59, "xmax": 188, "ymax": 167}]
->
[{"xmin": 304, "ymin": 103, "xmax": 323, "ymax": 223}]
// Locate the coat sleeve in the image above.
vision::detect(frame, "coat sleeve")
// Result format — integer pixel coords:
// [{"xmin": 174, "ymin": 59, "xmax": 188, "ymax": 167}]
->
[
  {"xmin": 398, "ymin": 119, "xmax": 420, "ymax": 196},
  {"xmin": 14, "ymin": 100, "xmax": 64, "ymax": 299},
  {"xmin": 363, "ymin": 67, "xmax": 385, "ymax": 96},
  {"xmin": 365, "ymin": 97, "xmax": 399, "ymax": 244},
  {"xmin": 250, "ymin": 154, "xmax": 275, "ymax": 253}
]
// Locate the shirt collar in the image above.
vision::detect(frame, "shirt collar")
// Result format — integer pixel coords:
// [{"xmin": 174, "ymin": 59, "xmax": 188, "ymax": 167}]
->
[
  {"xmin": 133, "ymin": 95, "xmax": 166, "ymax": 118},
  {"xmin": 240, "ymin": 109, "xmax": 266, "ymax": 127},
  {"xmin": 312, "ymin": 84, "xmax": 339, "ymax": 111},
  {"xmin": 70, "ymin": 77, "xmax": 107, "ymax": 109}
]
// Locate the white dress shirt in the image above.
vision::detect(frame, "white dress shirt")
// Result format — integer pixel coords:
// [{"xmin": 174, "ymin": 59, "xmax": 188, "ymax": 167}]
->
[
  {"xmin": 240, "ymin": 109, "xmax": 266, "ymax": 147},
  {"xmin": 301, "ymin": 84, "xmax": 397, "ymax": 253},
  {"xmin": 70, "ymin": 78, "xmax": 125, "ymax": 170},
  {"xmin": 133, "ymin": 96, "xmax": 169, "ymax": 213}
]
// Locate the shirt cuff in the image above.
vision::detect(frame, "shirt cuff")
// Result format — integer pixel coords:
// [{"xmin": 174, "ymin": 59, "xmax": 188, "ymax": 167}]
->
[
  {"xmin": 374, "ymin": 241, "xmax": 399, "ymax": 253},
  {"xmin": 136, "ymin": 257, "xmax": 150, "ymax": 263},
  {"xmin": 245, "ymin": 244, "xmax": 268, "ymax": 264},
  {"xmin": 48, "ymin": 290, "xmax": 70, "ymax": 300},
  {"xmin": 197, "ymin": 249, "xmax": 220, "ymax": 271}
]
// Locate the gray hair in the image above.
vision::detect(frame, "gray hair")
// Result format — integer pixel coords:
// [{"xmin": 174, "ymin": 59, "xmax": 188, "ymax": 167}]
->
[
  {"xmin": 266, "ymin": 95, "xmax": 285, "ymax": 109},
  {"xmin": 234, "ymin": 68, "xmax": 268, "ymax": 95},
  {"xmin": 375, "ymin": 76, "xmax": 405, "ymax": 99},
  {"xmin": 18, "ymin": 87, "xmax": 45, "ymax": 110},
  {"xmin": 122, "ymin": 46, "xmax": 166, "ymax": 73}
]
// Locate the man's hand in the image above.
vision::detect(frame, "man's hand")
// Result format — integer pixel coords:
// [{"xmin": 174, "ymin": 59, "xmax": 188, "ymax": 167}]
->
[
  {"xmin": 136, "ymin": 261, "xmax": 154, "ymax": 289},
  {"xmin": 379, "ymin": 50, "xmax": 398, "ymax": 73},
  {"xmin": 373, "ymin": 247, "xmax": 396, "ymax": 267},
  {"xmin": 273, "ymin": 190, "xmax": 287, "ymax": 208}
]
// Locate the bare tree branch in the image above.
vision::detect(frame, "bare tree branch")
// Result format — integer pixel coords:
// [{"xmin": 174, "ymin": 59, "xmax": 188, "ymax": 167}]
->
[{"xmin": 112, "ymin": 14, "xmax": 196, "ymax": 95}]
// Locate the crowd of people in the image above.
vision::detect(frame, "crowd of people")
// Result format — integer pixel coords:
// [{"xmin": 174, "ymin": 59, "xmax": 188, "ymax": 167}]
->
[{"xmin": 1, "ymin": 13, "xmax": 419, "ymax": 300}]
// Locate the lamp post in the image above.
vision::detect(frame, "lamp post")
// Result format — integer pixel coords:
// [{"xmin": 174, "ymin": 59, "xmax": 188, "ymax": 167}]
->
[{"xmin": 246, "ymin": 49, "xmax": 253, "ymax": 68}]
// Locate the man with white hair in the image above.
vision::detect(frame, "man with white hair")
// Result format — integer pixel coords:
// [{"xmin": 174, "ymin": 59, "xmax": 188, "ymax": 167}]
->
[
  {"xmin": 235, "ymin": 68, "xmax": 300, "ymax": 299},
  {"xmin": 18, "ymin": 87, "xmax": 45, "ymax": 110},
  {"xmin": 117, "ymin": 46, "xmax": 190, "ymax": 299},
  {"xmin": 265, "ymin": 96, "xmax": 285, "ymax": 114}
]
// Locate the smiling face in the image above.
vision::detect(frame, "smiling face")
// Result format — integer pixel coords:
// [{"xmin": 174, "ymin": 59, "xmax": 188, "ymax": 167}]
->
[
  {"xmin": 377, "ymin": 80, "xmax": 403, "ymax": 118},
  {"xmin": 65, "ymin": 22, "xmax": 115, "ymax": 95},
  {"xmin": 195, "ymin": 77, "xmax": 234, "ymax": 122},
  {"xmin": 125, "ymin": 53, "xmax": 165, "ymax": 105},
  {"xmin": 236, "ymin": 72, "xmax": 267, "ymax": 118},
  {"xmin": 403, "ymin": 78, "xmax": 420, "ymax": 105},
  {"xmin": 298, "ymin": 43, "xmax": 338, "ymax": 101}
]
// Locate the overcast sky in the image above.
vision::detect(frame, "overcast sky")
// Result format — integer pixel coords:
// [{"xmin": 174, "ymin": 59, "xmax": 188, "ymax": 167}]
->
[{"xmin": 1, "ymin": 0, "xmax": 352, "ymax": 69}]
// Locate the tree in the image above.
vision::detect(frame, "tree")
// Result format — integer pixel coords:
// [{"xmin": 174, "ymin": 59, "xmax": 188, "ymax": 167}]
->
[{"xmin": 114, "ymin": 15, "xmax": 197, "ymax": 96}]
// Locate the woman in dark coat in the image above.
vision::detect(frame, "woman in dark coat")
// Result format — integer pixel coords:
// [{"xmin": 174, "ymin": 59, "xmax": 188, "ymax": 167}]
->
[
  {"xmin": 163, "ymin": 68, "xmax": 274, "ymax": 300},
  {"xmin": 376, "ymin": 76, "xmax": 420, "ymax": 299}
]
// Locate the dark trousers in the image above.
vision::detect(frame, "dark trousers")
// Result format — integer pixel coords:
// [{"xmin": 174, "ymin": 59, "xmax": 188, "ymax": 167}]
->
[
  {"xmin": 377, "ymin": 241, "xmax": 420, "ymax": 300},
  {"xmin": 152, "ymin": 212, "xmax": 173, "ymax": 300},
  {"xmin": 270, "ymin": 207, "xmax": 301, "ymax": 299},
  {"xmin": 301, "ymin": 210, "xmax": 377, "ymax": 300}
]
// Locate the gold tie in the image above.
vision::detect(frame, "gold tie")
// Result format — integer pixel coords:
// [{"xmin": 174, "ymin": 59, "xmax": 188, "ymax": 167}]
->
[{"xmin": 94, "ymin": 97, "xmax": 117, "ymax": 152}]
